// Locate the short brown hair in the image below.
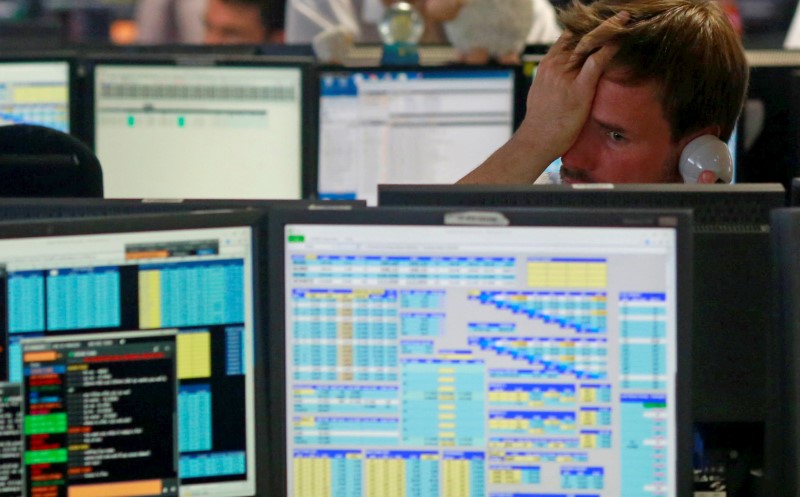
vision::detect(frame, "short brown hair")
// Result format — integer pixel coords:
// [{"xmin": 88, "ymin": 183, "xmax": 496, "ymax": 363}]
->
[{"xmin": 559, "ymin": 0, "xmax": 748, "ymax": 142}]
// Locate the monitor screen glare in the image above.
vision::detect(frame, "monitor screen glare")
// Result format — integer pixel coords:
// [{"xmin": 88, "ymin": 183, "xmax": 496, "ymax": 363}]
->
[
  {"xmin": 318, "ymin": 69, "xmax": 517, "ymax": 204},
  {"xmin": 95, "ymin": 64, "xmax": 304, "ymax": 199},
  {"xmin": 283, "ymin": 223, "xmax": 680, "ymax": 496}
]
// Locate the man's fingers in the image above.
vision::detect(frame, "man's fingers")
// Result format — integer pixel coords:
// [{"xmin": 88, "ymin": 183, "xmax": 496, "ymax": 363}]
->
[
  {"xmin": 569, "ymin": 11, "xmax": 629, "ymax": 65},
  {"xmin": 574, "ymin": 43, "xmax": 620, "ymax": 90}
]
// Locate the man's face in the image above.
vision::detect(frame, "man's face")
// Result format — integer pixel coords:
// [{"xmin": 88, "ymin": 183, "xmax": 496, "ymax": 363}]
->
[
  {"xmin": 204, "ymin": 0, "xmax": 267, "ymax": 45},
  {"xmin": 559, "ymin": 70, "xmax": 687, "ymax": 184}
]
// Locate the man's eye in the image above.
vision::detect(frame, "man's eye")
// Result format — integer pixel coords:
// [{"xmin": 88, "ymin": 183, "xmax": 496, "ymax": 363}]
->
[{"xmin": 608, "ymin": 131, "xmax": 625, "ymax": 142}]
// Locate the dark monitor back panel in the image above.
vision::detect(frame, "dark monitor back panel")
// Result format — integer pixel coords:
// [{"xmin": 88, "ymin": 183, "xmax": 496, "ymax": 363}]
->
[
  {"xmin": 378, "ymin": 184, "xmax": 785, "ymax": 233},
  {"xmin": 379, "ymin": 183, "xmax": 786, "ymax": 423},
  {"xmin": 0, "ymin": 198, "xmax": 365, "ymax": 222},
  {"xmin": 766, "ymin": 208, "xmax": 800, "ymax": 495}
]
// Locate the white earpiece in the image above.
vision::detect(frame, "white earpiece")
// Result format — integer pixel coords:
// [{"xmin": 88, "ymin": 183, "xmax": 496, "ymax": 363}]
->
[{"xmin": 679, "ymin": 134, "xmax": 733, "ymax": 184}]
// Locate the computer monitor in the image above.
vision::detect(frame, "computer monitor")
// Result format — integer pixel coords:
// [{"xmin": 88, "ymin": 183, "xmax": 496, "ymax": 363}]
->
[
  {"xmin": 0, "ymin": 382, "xmax": 21, "ymax": 496},
  {"xmin": 21, "ymin": 329, "xmax": 179, "ymax": 497},
  {"xmin": 0, "ymin": 56, "xmax": 74, "ymax": 135},
  {"xmin": 0, "ymin": 210, "xmax": 267, "ymax": 496},
  {"xmin": 269, "ymin": 206, "xmax": 693, "ymax": 497},
  {"xmin": 88, "ymin": 56, "xmax": 314, "ymax": 199},
  {"xmin": 316, "ymin": 65, "xmax": 524, "ymax": 204},
  {"xmin": 377, "ymin": 183, "xmax": 785, "ymax": 426}
]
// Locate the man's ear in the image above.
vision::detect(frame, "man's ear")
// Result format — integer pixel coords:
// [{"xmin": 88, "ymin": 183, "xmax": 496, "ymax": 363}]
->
[{"xmin": 677, "ymin": 124, "xmax": 722, "ymax": 150}]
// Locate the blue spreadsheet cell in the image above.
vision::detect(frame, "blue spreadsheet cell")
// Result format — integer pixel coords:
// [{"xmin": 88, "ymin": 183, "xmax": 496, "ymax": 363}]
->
[
  {"xmin": 488, "ymin": 383, "xmax": 576, "ymax": 408},
  {"xmin": 293, "ymin": 416, "xmax": 400, "ymax": 446},
  {"xmin": 225, "ymin": 326, "xmax": 245, "ymax": 376},
  {"xmin": 292, "ymin": 255, "xmax": 514, "ymax": 283},
  {"xmin": 621, "ymin": 394, "xmax": 669, "ymax": 497},
  {"xmin": 179, "ymin": 384, "xmax": 212, "ymax": 453},
  {"xmin": 294, "ymin": 385, "xmax": 399, "ymax": 414},
  {"xmin": 401, "ymin": 340, "xmax": 435, "ymax": 355},
  {"xmin": 561, "ymin": 466, "xmax": 605, "ymax": 490},
  {"xmin": 490, "ymin": 411, "xmax": 577, "ymax": 436},
  {"xmin": 468, "ymin": 322, "xmax": 517, "ymax": 333},
  {"xmin": 180, "ymin": 451, "xmax": 246, "ymax": 479},
  {"xmin": 620, "ymin": 343, "xmax": 667, "ymax": 376},
  {"xmin": 620, "ymin": 320, "xmax": 667, "ymax": 339},
  {"xmin": 401, "ymin": 313, "xmax": 445, "ymax": 337},
  {"xmin": 400, "ymin": 290, "xmax": 445, "ymax": 309},
  {"xmin": 468, "ymin": 291, "xmax": 607, "ymax": 334},
  {"xmin": 489, "ymin": 437, "xmax": 580, "ymax": 450},
  {"xmin": 294, "ymin": 321, "xmax": 398, "ymax": 340},
  {"xmin": 402, "ymin": 359, "xmax": 486, "ymax": 447},
  {"xmin": 472, "ymin": 337, "xmax": 608, "ymax": 380},
  {"xmin": 148, "ymin": 259, "xmax": 244, "ymax": 327},
  {"xmin": 46, "ymin": 267, "xmax": 120, "ymax": 330},
  {"xmin": 8, "ymin": 271, "xmax": 45, "ymax": 333}
]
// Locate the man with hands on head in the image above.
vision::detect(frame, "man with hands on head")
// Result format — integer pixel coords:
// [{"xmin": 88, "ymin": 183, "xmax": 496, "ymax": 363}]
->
[{"xmin": 458, "ymin": 0, "xmax": 748, "ymax": 185}]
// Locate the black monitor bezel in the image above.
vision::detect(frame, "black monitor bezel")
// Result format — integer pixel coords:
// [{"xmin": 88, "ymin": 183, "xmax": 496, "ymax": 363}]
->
[
  {"xmin": 377, "ymin": 183, "xmax": 786, "ymax": 231},
  {"xmin": 0, "ymin": 209, "xmax": 269, "ymax": 497},
  {"xmin": 81, "ymin": 54, "xmax": 319, "ymax": 199},
  {"xmin": 267, "ymin": 205, "xmax": 693, "ymax": 497}
]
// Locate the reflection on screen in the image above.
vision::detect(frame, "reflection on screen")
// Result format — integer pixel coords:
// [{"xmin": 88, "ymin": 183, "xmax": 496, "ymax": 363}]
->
[
  {"xmin": 95, "ymin": 64, "xmax": 304, "ymax": 199},
  {"xmin": 283, "ymin": 224, "xmax": 680, "ymax": 496},
  {"xmin": 0, "ymin": 226, "xmax": 257, "ymax": 497},
  {"xmin": 0, "ymin": 61, "xmax": 69, "ymax": 133},
  {"xmin": 318, "ymin": 69, "xmax": 517, "ymax": 204}
]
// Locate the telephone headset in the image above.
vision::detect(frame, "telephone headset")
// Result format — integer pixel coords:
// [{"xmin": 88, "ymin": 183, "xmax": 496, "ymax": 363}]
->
[{"xmin": 679, "ymin": 134, "xmax": 733, "ymax": 184}]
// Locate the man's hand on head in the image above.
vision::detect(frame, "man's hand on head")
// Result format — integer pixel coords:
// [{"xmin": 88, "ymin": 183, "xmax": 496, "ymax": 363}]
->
[
  {"xmin": 520, "ymin": 11, "xmax": 630, "ymax": 166},
  {"xmin": 457, "ymin": 11, "xmax": 628, "ymax": 185}
]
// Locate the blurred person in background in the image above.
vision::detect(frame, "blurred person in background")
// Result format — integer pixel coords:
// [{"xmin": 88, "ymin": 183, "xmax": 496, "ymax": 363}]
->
[
  {"xmin": 204, "ymin": 0, "xmax": 283, "ymax": 43},
  {"xmin": 135, "ymin": 0, "xmax": 208, "ymax": 44},
  {"xmin": 285, "ymin": 0, "xmax": 559, "ymax": 46}
]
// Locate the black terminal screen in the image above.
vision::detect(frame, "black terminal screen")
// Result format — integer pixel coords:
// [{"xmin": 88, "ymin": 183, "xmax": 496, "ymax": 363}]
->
[
  {"xmin": 21, "ymin": 330, "xmax": 178, "ymax": 497},
  {"xmin": 0, "ymin": 383, "xmax": 21, "ymax": 496}
]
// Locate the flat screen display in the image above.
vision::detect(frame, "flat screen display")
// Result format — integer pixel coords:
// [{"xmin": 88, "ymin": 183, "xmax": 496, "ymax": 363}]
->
[
  {"xmin": 94, "ymin": 63, "xmax": 305, "ymax": 199},
  {"xmin": 282, "ymin": 221, "xmax": 682, "ymax": 496}
]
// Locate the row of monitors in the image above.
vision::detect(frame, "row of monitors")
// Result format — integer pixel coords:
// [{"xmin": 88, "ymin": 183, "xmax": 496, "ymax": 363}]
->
[
  {"xmin": 0, "ymin": 54, "xmax": 525, "ymax": 203},
  {"xmin": 0, "ymin": 203, "xmax": 692, "ymax": 497},
  {"xmin": 0, "ymin": 183, "xmax": 790, "ymax": 496},
  {"xmin": 0, "ymin": 54, "xmax": 746, "ymax": 204}
]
